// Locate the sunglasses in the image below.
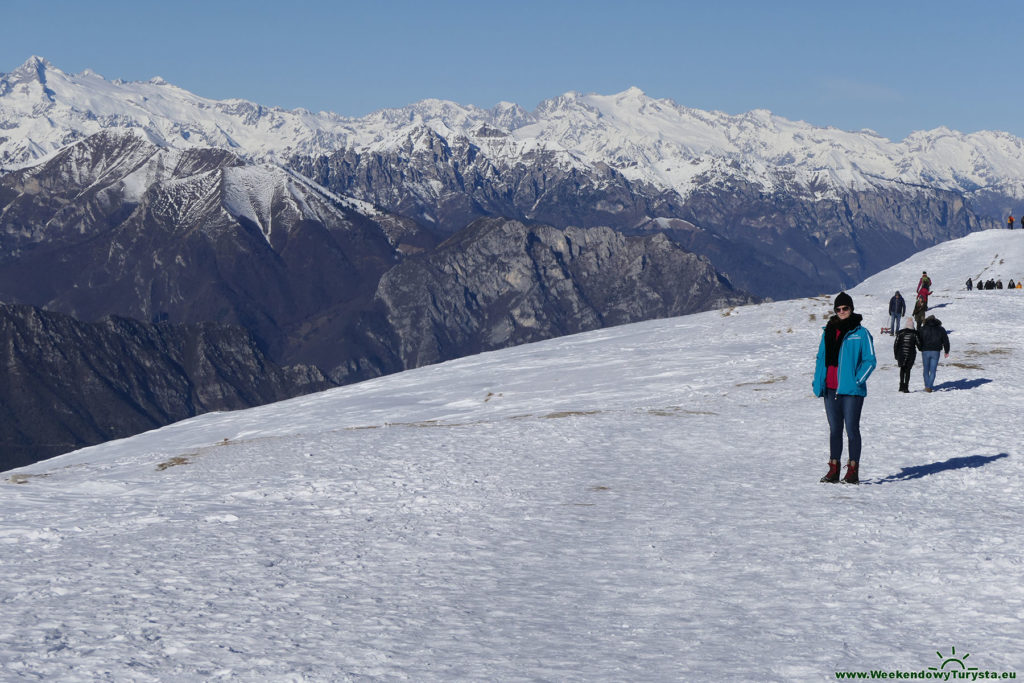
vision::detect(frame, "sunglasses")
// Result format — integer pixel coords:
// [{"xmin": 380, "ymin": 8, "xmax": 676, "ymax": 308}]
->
[{"xmin": 835, "ymin": 306, "xmax": 851, "ymax": 312}]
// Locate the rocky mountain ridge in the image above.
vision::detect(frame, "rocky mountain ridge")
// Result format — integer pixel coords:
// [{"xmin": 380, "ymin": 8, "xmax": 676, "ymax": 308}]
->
[
  {"xmin": 4, "ymin": 57, "xmax": 1024, "ymax": 207},
  {"xmin": 0, "ymin": 302, "xmax": 333, "ymax": 470},
  {"xmin": 1, "ymin": 131, "xmax": 752, "ymax": 467},
  {"xmin": 2, "ymin": 57, "xmax": 1008, "ymax": 298}
]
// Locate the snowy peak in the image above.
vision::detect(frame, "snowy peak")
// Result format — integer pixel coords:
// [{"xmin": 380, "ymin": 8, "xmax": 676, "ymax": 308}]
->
[
  {"xmin": 6, "ymin": 57, "xmax": 1024, "ymax": 204},
  {"xmin": 8, "ymin": 55, "xmax": 53, "ymax": 85}
]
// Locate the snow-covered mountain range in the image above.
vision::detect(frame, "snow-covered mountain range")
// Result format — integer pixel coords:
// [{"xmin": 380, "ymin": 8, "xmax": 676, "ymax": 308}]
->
[
  {"xmin": 5, "ymin": 56, "xmax": 1024, "ymax": 204},
  {"xmin": 4, "ymin": 230, "xmax": 1022, "ymax": 679}
]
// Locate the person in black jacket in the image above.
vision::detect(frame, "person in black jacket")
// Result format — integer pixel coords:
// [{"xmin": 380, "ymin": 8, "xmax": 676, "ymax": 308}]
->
[
  {"xmin": 893, "ymin": 317, "xmax": 919, "ymax": 393},
  {"xmin": 887, "ymin": 291, "xmax": 905, "ymax": 335},
  {"xmin": 917, "ymin": 315, "xmax": 950, "ymax": 392}
]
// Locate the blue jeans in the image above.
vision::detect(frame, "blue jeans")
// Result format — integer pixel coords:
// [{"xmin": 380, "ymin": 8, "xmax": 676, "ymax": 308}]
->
[
  {"xmin": 889, "ymin": 313, "xmax": 901, "ymax": 334},
  {"xmin": 823, "ymin": 389, "xmax": 865, "ymax": 463},
  {"xmin": 922, "ymin": 351, "xmax": 940, "ymax": 390}
]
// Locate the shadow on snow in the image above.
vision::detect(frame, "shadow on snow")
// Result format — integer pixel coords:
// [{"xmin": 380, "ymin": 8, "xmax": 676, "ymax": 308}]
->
[
  {"xmin": 868, "ymin": 453, "xmax": 1009, "ymax": 485},
  {"xmin": 932, "ymin": 378, "xmax": 992, "ymax": 391}
]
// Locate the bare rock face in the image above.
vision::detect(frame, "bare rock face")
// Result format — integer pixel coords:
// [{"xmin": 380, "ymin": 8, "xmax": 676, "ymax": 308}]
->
[
  {"xmin": 373, "ymin": 218, "xmax": 753, "ymax": 368},
  {"xmin": 292, "ymin": 131, "xmax": 995, "ymax": 301},
  {"xmin": 1, "ymin": 133, "xmax": 758, "ymax": 465},
  {"xmin": 0, "ymin": 130, "xmax": 425, "ymax": 377},
  {"xmin": 0, "ymin": 303, "xmax": 334, "ymax": 471}
]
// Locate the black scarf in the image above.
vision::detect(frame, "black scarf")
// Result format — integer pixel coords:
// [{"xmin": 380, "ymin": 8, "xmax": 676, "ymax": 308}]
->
[{"xmin": 823, "ymin": 313, "xmax": 862, "ymax": 366}]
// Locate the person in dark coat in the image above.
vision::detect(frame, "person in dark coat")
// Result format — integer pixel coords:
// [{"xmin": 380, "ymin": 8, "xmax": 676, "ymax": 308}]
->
[
  {"xmin": 966, "ymin": 278, "xmax": 973, "ymax": 291},
  {"xmin": 912, "ymin": 295, "xmax": 927, "ymax": 331},
  {"xmin": 893, "ymin": 317, "xmax": 919, "ymax": 393},
  {"xmin": 917, "ymin": 315, "xmax": 950, "ymax": 393},
  {"xmin": 887, "ymin": 291, "xmax": 905, "ymax": 335}
]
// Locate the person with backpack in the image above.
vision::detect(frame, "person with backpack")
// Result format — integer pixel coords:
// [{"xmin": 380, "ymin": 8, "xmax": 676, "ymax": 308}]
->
[
  {"xmin": 917, "ymin": 315, "xmax": 950, "ymax": 393},
  {"xmin": 966, "ymin": 278, "xmax": 973, "ymax": 291},
  {"xmin": 893, "ymin": 317, "xmax": 919, "ymax": 393},
  {"xmin": 887, "ymin": 290, "xmax": 905, "ymax": 335},
  {"xmin": 912, "ymin": 294, "xmax": 928, "ymax": 331},
  {"xmin": 813, "ymin": 292, "xmax": 877, "ymax": 484},
  {"xmin": 1009, "ymin": 215, "xmax": 1016, "ymax": 230},
  {"xmin": 917, "ymin": 271, "xmax": 932, "ymax": 307},
  {"xmin": 1009, "ymin": 279, "xmax": 1017, "ymax": 289}
]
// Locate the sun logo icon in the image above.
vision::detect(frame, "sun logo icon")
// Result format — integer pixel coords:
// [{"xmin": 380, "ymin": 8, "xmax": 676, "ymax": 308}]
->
[{"xmin": 927, "ymin": 646, "xmax": 978, "ymax": 671}]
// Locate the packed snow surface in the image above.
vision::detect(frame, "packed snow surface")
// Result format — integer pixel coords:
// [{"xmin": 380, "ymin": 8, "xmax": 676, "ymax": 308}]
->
[{"xmin": 2, "ymin": 231, "xmax": 1023, "ymax": 680}]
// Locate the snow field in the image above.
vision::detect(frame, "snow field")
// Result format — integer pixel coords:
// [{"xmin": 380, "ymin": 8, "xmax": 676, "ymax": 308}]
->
[{"xmin": 1, "ymin": 231, "xmax": 1023, "ymax": 680}]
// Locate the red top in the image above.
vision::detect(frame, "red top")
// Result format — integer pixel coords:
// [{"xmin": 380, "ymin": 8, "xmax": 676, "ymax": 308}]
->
[{"xmin": 826, "ymin": 328, "xmax": 842, "ymax": 389}]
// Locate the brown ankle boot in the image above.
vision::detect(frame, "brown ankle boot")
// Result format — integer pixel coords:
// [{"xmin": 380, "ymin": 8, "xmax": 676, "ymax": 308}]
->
[{"xmin": 820, "ymin": 460, "xmax": 840, "ymax": 483}]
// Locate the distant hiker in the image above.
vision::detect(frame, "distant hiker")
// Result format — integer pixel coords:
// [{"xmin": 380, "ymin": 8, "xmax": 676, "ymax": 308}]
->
[
  {"xmin": 917, "ymin": 315, "xmax": 950, "ymax": 393},
  {"xmin": 813, "ymin": 292, "xmax": 877, "ymax": 484},
  {"xmin": 986, "ymin": 279, "xmax": 996, "ymax": 290},
  {"xmin": 977, "ymin": 279, "xmax": 984, "ymax": 290},
  {"xmin": 996, "ymin": 279, "xmax": 1004, "ymax": 289},
  {"xmin": 1009, "ymin": 279, "xmax": 1017, "ymax": 289},
  {"xmin": 912, "ymin": 295, "xmax": 927, "ymax": 331},
  {"xmin": 918, "ymin": 271, "xmax": 932, "ymax": 292},
  {"xmin": 1010, "ymin": 215, "xmax": 1016, "ymax": 229},
  {"xmin": 1018, "ymin": 281, "xmax": 1022, "ymax": 289},
  {"xmin": 916, "ymin": 271, "xmax": 932, "ymax": 306},
  {"xmin": 887, "ymin": 291, "xmax": 905, "ymax": 335},
  {"xmin": 966, "ymin": 278, "xmax": 973, "ymax": 291},
  {"xmin": 893, "ymin": 317, "xmax": 919, "ymax": 393}
]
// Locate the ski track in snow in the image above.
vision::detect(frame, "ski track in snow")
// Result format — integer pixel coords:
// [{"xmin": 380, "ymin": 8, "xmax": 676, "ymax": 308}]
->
[{"xmin": 1, "ymin": 231, "xmax": 1023, "ymax": 680}]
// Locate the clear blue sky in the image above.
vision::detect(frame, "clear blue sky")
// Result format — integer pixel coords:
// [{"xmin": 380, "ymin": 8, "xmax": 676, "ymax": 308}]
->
[{"xmin": 2, "ymin": 0, "xmax": 1020, "ymax": 141}]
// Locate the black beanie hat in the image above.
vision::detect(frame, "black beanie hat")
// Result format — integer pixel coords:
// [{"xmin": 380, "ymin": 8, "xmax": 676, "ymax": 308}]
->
[{"xmin": 834, "ymin": 291, "xmax": 854, "ymax": 311}]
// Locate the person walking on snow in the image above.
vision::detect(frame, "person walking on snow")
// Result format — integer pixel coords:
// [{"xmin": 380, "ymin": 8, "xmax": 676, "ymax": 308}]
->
[
  {"xmin": 887, "ymin": 290, "xmax": 905, "ymax": 335},
  {"xmin": 1009, "ymin": 215, "xmax": 1015, "ymax": 230},
  {"xmin": 893, "ymin": 317, "xmax": 919, "ymax": 393},
  {"xmin": 917, "ymin": 271, "xmax": 932, "ymax": 307},
  {"xmin": 813, "ymin": 292, "xmax": 877, "ymax": 484},
  {"xmin": 917, "ymin": 315, "xmax": 950, "ymax": 393},
  {"xmin": 912, "ymin": 294, "xmax": 928, "ymax": 331},
  {"xmin": 966, "ymin": 278, "xmax": 973, "ymax": 291}
]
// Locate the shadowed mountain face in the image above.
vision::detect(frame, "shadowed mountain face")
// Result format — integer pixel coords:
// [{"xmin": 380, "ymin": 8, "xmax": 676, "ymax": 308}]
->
[
  {"xmin": 1, "ymin": 132, "xmax": 754, "ymax": 465},
  {"xmin": 0, "ymin": 132, "xmax": 752, "ymax": 376},
  {"xmin": 0, "ymin": 303, "xmax": 333, "ymax": 471},
  {"xmin": 291, "ymin": 129, "xmax": 993, "ymax": 300},
  {"xmin": 0, "ymin": 131, "xmax": 429, "ymax": 382},
  {"xmin": 373, "ymin": 218, "xmax": 752, "ymax": 368}
]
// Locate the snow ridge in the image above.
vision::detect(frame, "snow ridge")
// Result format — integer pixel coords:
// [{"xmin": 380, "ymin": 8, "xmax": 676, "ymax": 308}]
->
[{"xmin": 6, "ymin": 57, "xmax": 1024, "ymax": 203}]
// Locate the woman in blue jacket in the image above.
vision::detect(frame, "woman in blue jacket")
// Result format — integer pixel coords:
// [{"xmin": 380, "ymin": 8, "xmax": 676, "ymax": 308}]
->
[{"xmin": 812, "ymin": 292, "xmax": 877, "ymax": 484}]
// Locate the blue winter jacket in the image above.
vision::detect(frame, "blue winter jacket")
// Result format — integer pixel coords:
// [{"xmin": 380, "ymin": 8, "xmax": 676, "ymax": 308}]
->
[{"xmin": 812, "ymin": 324, "xmax": 877, "ymax": 397}]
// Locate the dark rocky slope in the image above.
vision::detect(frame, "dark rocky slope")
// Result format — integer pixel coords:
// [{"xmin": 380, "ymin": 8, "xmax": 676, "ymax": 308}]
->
[{"xmin": 0, "ymin": 303, "xmax": 333, "ymax": 471}]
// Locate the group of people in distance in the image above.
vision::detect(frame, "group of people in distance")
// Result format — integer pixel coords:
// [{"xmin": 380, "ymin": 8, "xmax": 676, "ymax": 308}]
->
[
  {"xmin": 967, "ymin": 277, "xmax": 1021, "ymax": 290},
  {"xmin": 812, "ymin": 271, "xmax": 950, "ymax": 485}
]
